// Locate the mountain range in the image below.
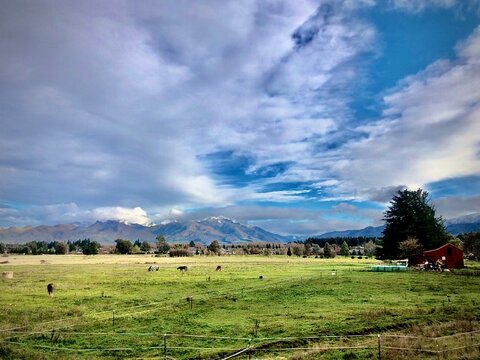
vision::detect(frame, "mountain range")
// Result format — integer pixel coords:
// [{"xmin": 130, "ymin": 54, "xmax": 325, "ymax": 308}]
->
[
  {"xmin": 315, "ymin": 213, "xmax": 480, "ymax": 238},
  {"xmin": 0, "ymin": 213, "xmax": 478, "ymax": 245},
  {"xmin": 0, "ymin": 216, "xmax": 294, "ymax": 245}
]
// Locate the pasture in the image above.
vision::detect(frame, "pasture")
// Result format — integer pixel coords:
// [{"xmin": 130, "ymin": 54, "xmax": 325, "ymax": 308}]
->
[{"xmin": 0, "ymin": 255, "xmax": 479, "ymax": 359}]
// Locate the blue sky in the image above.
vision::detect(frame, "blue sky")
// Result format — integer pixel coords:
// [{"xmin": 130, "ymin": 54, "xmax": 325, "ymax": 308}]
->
[{"xmin": 0, "ymin": 0, "xmax": 479, "ymax": 235}]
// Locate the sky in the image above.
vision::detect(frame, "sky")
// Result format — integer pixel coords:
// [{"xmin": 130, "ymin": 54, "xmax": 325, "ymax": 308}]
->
[{"xmin": 1, "ymin": 0, "xmax": 480, "ymax": 235}]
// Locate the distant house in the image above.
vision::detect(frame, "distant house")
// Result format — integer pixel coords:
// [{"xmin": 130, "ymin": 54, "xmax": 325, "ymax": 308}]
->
[{"xmin": 415, "ymin": 243, "xmax": 464, "ymax": 269}]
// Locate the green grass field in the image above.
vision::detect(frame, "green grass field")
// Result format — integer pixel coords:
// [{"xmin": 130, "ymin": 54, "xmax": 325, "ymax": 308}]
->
[{"xmin": 1, "ymin": 255, "xmax": 479, "ymax": 359}]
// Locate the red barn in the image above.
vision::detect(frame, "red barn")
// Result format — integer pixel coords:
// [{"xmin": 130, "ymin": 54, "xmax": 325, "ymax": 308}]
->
[{"xmin": 418, "ymin": 243, "xmax": 464, "ymax": 269}]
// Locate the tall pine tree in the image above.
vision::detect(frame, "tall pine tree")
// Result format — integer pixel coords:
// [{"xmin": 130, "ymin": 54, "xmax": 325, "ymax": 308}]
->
[{"xmin": 381, "ymin": 188, "xmax": 447, "ymax": 259}]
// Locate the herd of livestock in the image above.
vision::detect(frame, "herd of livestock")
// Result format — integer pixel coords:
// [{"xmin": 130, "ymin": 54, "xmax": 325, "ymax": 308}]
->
[{"xmin": 46, "ymin": 264, "xmax": 224, "ymax": 296}]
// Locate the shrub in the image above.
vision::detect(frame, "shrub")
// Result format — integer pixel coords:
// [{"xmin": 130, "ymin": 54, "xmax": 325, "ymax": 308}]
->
[{"xmin": 169, "ymin": 249, "xmax": 191, "ymax": 257}]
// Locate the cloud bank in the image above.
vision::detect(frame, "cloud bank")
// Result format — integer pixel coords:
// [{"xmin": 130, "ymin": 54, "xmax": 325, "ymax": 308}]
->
[{"xmin": 0, "ymin": 0, "xmax": 479, "ymax": 233}]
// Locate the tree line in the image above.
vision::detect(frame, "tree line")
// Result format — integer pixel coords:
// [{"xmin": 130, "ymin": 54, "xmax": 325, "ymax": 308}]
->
[
  {"xmin": 304, "ymin": 237, "xmax": 380, "ymax": 248},
  {"xmin": 0, "ymin": 239, "xmax": 100, "ymax": 255}
]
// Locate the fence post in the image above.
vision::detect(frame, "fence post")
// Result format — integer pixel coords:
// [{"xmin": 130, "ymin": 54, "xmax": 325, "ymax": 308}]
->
[
  {"xmin": 435, "ymin": 337, "xmax": 441, "ymax": 360},
  {"xmin": 112, "ymin": 310, "xmax": 115, "ymax": 329},
  {"xmin": 163, "ymin": 333, "xmax": 167, "ymax": 360},
  {"xmin": 248, "ymin": 338, "xmax": 252, "ymax": 360},
  {"xmin": 377, "ymin": 334, "xmax": 381, "ymax": 360}
]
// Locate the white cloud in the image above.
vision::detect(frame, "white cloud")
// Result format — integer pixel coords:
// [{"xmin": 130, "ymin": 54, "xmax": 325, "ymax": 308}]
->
[
  {"xmin": 332, "ymin": 26, "xmax": 480, "ymax": 197},
  {"xmin": 0, "ymin": 203, "xmax": 154, "ymax": 227},
  {"xmin": 388, "ymin": 0, "xmax": 480, "ymax": 13},
  {"xmin": 0, "ymin": 1, "xmax": 478, "ymax": 232},
  {"xmin": 91, "ymin": 206, "xmax": 152, "ymax": 225},
  {"xmin": 433, "ymin": 195, "xmax": 480, "ymax": 219}
]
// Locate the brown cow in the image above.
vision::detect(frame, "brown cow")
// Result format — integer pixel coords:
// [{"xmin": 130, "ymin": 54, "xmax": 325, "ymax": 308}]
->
[
  {"xmin": 47, "ymin": 283, "xmax": 55, "ymax": 296},
  {"xmin": 177, "ymin": 266, "xmax": 188, "ymax": 272},
  {"xmin": 216, "ymin": 265, "xmax": 222, "ymax": 272}
]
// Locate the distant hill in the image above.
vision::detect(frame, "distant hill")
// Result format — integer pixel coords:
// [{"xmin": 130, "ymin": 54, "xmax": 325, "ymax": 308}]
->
[
  {"xmin": 445, "ymin": 213, "xmax": 480, "ymax": 235},
  {"xmin": 315, "ymin": 226, "xmax": 384, "ymax": 239},
  {"xmin": 0, "ymin": 217, "xmax": 292, "ymax": 245},
  {"xmin": 314, "ymin": 213, "xmax": 480, "ymax": 238}
]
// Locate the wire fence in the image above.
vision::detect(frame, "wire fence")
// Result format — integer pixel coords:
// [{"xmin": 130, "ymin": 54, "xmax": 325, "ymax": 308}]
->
[{"xmin": 1, "ymin": 328, "xmax": 479, "ymax": 359}]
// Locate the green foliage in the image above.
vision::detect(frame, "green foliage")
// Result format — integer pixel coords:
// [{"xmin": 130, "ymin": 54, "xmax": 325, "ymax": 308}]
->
[
  {"xmin": 155, "ymin": 235, "xmax": 170, "ymax": 254},
  {"xmin": 287, "ymin": 246, "xmax": 292, "ymax": 256},
  {"xmin": 4, "ymin": 240, "xmax": 87, "ymax": 255},
  {"xmin": 54, "ymin": 242, "xmax": 68, "ymax": 254},
  {"xmin": 363, "ymin": 240, "xmax": 376, "ymax": 257},
  {"xmin": 114, "ymin": 239, "xmax": 133, "ymax": 254},
  {"xmin": 189, "ymin": 240, "xmax": 196, "ymax": 248},
  {"xmin": 208, "ymin": 240, "xmax": 220, "ymax": 254},
  {"xmin": 66, "ymin": 239, "xmax": 100, "ymax": 255},
  {"xmin": 339, "ymin": 241, "xmax": 350, "ymax": 257},
  {"xmin": 398, "ymin": 237, "xmax": 423, "ymax": 259},
  {"xmin": 140, "ymin": 241, "xmax": 151, "ymax": 252},
  {"xmin": 447, "ymin": 237, "xmax": 463, "ymax": 250},
  {"xmin": 382, "ymin": 188, "xmax": 448, "ymax": 259},
  {"xmin": 459, "ymin": 232, "xmax": 480, "ymax": 258},
  {"xmin": 305, "ymin": 237, "xmax": 379, "ymax": 247},
  {"xmin": 130, "ymin": 245, "xmax": 142, "ymax": 254},
  {"xmin": 324, "ymin": 242, "xmax": 332, "ymax": 258},
  {"xmin": 80, "ymin": 239, "xmax": 100, "ymax": 255},
  {"xmin": 169, "ymin": 249, "xmax": 190, "ymax": 257},
  {"xmin": 292, "ymin": 244, "xmax": 304, "ymax": 256},
  {"xmin": 0, "ymin": 242, "xmax": 5, "ymax": 253},
  {"xmin": 304, "ymin": 243, "xmax": 312, "ymax": 256},
  {"xmin": 156, "ymin": 235, "xmax": 170, "ymax": 254}
]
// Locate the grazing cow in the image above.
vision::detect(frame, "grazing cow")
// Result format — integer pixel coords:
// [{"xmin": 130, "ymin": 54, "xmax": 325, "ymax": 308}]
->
[
  {"xmin": 47, "ymin": 283, "xmax": 55, "ymax": 296},
  {"xmin": 258, "ymin": 275, "xmax": 263, "ymax": 280},
  {"xmin": 216, "ymin": 265, "xmax": 222, "ymax": 272},
  {"xmin": 148, "ymin": 265, "xmax": 160, "ymax": 271},
  {"xmin": 177, "ymin": 266, "xmax": 188, "ymax": 272}
]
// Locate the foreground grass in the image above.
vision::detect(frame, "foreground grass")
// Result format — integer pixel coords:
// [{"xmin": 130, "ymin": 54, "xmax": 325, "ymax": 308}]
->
[{"xmin": 0, "ymin": 255, "xmax": 479, "ymax": 359}]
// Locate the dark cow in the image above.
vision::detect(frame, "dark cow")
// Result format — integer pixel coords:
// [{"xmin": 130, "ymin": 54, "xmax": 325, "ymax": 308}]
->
[
  {"xmin": 216, "ymin": 265, "xmax": 222, "ymax": 272},
  {"xmin": 177, "ymin": 266, "xmax": 188, "ymax": 272},
  {"xmin": 47, "ymin": 283, "xmax": 55, "ymax": 296},
  {"xmin": 148, "ymin": 265, "xmax": 160, "ymax": 271}
]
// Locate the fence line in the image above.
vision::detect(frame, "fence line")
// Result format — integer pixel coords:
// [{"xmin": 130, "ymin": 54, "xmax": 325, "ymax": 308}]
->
[
  {"xmin": 1, "ymin": 329, "xmax": 478, "ymax": 355},
  {"xmin": 434, "ymin": 329, "xmax": 480, "ymax": 339},
  {"xmin": 6, "ymin": 329, "xmax": 478, "ymax": 341},
  {"xmin": 220, "ymin": 346, "xmax": 250, "ymax": 360}
]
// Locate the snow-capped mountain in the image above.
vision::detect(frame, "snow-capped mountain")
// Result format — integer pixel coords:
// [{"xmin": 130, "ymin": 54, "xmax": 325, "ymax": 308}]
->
[{"xmin": 0, "ymin": 217, "xmax": 292, "ymax": 244}]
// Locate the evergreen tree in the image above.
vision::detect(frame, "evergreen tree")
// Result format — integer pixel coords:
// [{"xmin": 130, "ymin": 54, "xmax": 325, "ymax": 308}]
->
[
  {"xmin": 287, "ymin": 247, "xmax": 292, "ymax": 256},
  {"xmin": 382, "ymin": 188, "xmax": 447, "ymax": 259},
  {"xmin": 324, "ymin": 242, "xmax": 332, "ymax": 258},
  {"xmin": 208, "ymin": 240, "xmax": 220, "ymax": 254},
  {"xmin": 140, "ymin": 241, "xmax": 151, "ymax": 252},
  {"xmin": 339, "ymin": 241, "xmax": 349, "ymax": 257}
]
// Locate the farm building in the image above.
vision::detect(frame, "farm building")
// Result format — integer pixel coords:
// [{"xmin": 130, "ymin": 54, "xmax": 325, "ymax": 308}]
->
[{"xmin": 414, "ymin": 243, "xmax": 464, "ymax": 269}]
